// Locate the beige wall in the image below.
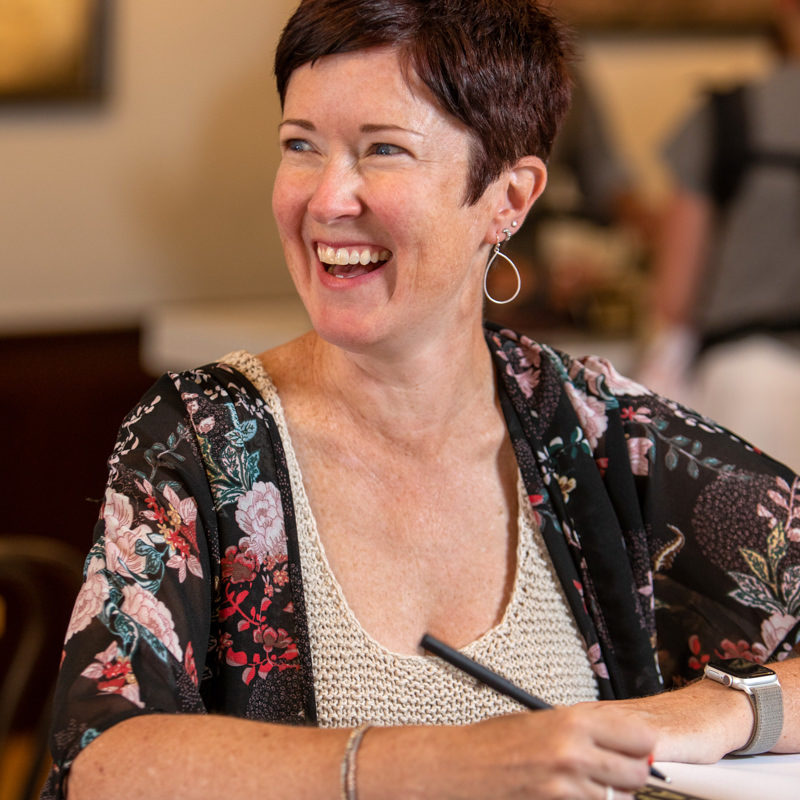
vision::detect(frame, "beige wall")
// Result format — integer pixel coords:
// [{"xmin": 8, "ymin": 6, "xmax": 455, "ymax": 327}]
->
[
  {"xmin": 0, "ymin": 0, "xmax": 297, "ymax": 333},
  {"xmin": 0, "ymin": 3, "xmax": 776, "ymax": 334}
]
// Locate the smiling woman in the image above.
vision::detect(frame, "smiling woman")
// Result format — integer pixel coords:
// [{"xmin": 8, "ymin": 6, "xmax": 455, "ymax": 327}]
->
[
  {"xmin": 41, "ymin": 2, "xmax": 800, "ymax": 800},
  {"xmin": 272, "ymin": 46, "xmax": 545, "ymax": 352}
]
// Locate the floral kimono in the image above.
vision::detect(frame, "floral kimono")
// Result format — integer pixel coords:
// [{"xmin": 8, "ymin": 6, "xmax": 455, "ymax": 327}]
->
[{"xmin": 42, "ymin": 324, "xmax": 800, "ymax": 798}]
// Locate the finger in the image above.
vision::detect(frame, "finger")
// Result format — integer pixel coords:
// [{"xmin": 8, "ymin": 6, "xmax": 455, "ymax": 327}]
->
[
  {"xmin": 582, "ymin": 705, "xmax": 657, "ymax": 758},
  {"xmin": 582, "ymin": 742, "xmax": 652, "ymax": 793},
  {"xmin": 534, "ymin": 706, "xmax": 653, "ymax": 792}
]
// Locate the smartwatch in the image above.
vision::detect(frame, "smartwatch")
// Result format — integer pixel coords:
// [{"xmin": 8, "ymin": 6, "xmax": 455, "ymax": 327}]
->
[{"xmin": 704, "ymin": 658, "xmax": 783, "ymax": 755}]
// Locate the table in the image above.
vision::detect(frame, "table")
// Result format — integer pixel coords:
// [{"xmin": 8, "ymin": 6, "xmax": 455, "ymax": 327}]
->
[{"xmin": 644, "ymin": 753, "xmax": 800, "ymax": 800}]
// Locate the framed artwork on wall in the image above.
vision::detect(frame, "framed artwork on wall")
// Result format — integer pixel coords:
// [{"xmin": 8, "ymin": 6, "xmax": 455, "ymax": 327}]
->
[
  {"xmin": 553, "ymin": 0, "xmax": 774, "ymax": 31},
  {"xmin": 0, "ymin": 0, "xmax": 110, "ymax": 102}
]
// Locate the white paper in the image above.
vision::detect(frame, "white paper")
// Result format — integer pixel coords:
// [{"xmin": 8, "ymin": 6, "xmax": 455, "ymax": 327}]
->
[{"xmin": 651, "ymin": 753, "xmax": 800, "ymax": 800}]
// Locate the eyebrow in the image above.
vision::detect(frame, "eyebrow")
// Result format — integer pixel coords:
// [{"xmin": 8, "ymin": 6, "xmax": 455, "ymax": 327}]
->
[
  {"xmin": 279, "ymin": 118, "xmax": 315, "ymax": 131},
  {"xmin": 278, "ymin": 119, "xmax": 423, "ymax": 137}
]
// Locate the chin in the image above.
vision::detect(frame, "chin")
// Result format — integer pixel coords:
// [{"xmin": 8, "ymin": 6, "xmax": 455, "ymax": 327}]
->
[{"xmin": 306, "ymin": 306, "xmax": 393, "ymax": 354}]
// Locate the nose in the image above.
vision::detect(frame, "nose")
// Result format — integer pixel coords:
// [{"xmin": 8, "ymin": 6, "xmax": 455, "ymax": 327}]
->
[{"xmin": 307, "ymin": 157, "xmax": 363, "ymax": 224}]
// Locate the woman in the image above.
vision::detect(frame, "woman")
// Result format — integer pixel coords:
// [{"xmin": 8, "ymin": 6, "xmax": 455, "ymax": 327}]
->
[{"xmin": 46, "ymin": 1, "xmax": 800, "ymax": 799}]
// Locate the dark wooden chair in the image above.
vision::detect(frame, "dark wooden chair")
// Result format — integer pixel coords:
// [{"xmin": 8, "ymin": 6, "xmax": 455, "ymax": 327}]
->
[{"xmin": 0, "ymin": 536, "xmax": 84, "ymax": 800}]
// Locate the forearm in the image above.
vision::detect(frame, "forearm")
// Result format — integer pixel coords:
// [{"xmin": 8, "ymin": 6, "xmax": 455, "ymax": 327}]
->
[
  {"xmin": 648, "ymin": 189, "xmax": 713, "ymax": 329},
  {"xmin": 694, "ymin": 655, "xmax": 800, "ymax": 756},
  {"xmin": 769, "ymin": 656, "xmax": 800, "ymax": 753},
  {"xmin": 69, "ymin": 715, "xmax": 465, "ymax": 800},
  {"xmin": 68, "ymin": 714, "xmax": 348, "ymax": 800},
  {"xmin": 614, "ymin": 653, "xmax": 800, "ymax": 764},
  {"xmin": 68, "ymin": 706, "xmax": 656, "ymax": 800}
]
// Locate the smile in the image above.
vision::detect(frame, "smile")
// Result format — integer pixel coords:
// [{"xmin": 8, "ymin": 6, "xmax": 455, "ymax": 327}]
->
[{"xmin": 316, "ymin": 243, "xmax": 392, "ymax": 278}]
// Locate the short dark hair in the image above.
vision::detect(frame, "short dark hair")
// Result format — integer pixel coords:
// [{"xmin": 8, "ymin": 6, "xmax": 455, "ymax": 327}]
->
[{"xmin": 274, "ymin": 0, "xmax": 574, "ymax": 204}]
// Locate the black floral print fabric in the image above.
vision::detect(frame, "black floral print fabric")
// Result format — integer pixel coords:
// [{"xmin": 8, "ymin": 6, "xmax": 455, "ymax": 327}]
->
[{"xmin": 42, "ymin": 325, "xmax": 800, "ymax": 798}]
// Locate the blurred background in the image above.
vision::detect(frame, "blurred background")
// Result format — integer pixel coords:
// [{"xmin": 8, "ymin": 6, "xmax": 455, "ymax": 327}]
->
[{"xmin": 0, "ymin": 1, "xmax": 794, "ymax": 797}]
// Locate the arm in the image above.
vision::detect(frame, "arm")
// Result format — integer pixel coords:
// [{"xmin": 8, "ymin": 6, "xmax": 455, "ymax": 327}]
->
[
  {"xmin": 647, "ymin": 188, "xmax": 713, "ymax": 331},
  {"xmin": 610, "ymin": 653, "xmax": 800, "ymax": 764},
  {"xmin": 68, "ymin": 705, "xmax": 657, "ymax": 800},
  {"xmin": 609, "ymin": 355, "xmax": 800, "ymax": 764},
  {"xmin": 636, "ymin": 188, "xmax": 713, "ymax": 397}
]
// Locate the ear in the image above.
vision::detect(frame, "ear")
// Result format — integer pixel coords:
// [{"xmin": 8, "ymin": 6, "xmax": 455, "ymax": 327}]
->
[{"xmin": 485, "ymin": 155, "xmax": 547, "ymax": 244}]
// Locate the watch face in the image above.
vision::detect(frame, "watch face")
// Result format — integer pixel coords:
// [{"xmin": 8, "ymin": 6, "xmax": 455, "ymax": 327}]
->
[{"xmin": 707, "ymin": 658, "xmax": 775, "ymax": 678}]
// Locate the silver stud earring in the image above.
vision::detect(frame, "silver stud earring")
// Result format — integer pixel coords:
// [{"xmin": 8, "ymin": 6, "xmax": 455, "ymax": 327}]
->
[{"xmin": 483, "ymin": 225, "xmax": 521, "ymax": 305}]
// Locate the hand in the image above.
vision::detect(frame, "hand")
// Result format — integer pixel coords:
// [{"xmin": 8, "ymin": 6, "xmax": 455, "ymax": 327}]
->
[
  {"xmin": 605, "ymin": 677, "xmax": 754, "ymax": 764},
  {"xmin": 634, "ymin": 324, "xmax": 698, "ymax": 400},
  {"xmin": 466, "ymin": 705, "xmax": 655, "ymax": 799},
  {"xmin": 364, "ymin": 704, "xmax": 656, "ymax": 800}
]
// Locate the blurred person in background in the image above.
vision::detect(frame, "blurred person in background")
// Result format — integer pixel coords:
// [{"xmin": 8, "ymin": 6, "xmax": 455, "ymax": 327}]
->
[{"xmin": 639, "ymin": 0, "xmax": 800, "ymax": 472}]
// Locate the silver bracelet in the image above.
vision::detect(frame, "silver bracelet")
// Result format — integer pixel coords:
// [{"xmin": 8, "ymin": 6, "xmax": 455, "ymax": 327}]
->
[{"xmin": 340, "ymin": 723, "xmax": 372, "ymax": 800}]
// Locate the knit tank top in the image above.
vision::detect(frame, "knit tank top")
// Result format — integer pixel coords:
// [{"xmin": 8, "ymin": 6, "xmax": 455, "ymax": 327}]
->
[{"xmin": 223, "ymin": 351, "xmax": 598, "ymax": 727}]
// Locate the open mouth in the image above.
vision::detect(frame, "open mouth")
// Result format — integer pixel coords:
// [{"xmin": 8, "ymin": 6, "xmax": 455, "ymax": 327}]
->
[{"xmin": 317, "ymin": 243, "xmax": 392, "ymax": 279}]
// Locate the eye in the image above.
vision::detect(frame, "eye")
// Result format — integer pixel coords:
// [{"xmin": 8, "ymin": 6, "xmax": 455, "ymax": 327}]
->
[
  {"xmin": 282, "ymin": 138, "xmax": 313, "ymax": 153},
  {"xmin": 370, "ymin": 142, "xmax": 405, "ymax": 157}
]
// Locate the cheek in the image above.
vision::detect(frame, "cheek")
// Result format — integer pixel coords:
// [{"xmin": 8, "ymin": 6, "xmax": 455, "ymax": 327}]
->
[{"xmin": 271, "ymin": 167, "xmax": 305, "ymax": 237}]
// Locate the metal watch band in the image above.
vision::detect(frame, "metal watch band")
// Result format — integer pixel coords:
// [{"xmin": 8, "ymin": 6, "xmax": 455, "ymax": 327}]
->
[{"xmin": 731, "ymin": 682, "xmax": 784, "ymax": 755}]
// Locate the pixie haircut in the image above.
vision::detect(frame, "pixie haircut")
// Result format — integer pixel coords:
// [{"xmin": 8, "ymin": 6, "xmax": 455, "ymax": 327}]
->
[{"xmin": 274, "ymin": 0, "xmax": 574, "ymax": 204}]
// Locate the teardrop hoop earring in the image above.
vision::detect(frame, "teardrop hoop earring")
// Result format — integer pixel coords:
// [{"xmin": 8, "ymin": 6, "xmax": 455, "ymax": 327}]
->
[{"xmin": 483, "ymin": 222, "xmax": 521, "ymax": 305}]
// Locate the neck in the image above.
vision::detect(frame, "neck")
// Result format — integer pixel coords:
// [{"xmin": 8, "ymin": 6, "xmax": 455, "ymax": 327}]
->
[{"xmin": 306, "ymin": 320, "xmax": 498, "ymax": 452}]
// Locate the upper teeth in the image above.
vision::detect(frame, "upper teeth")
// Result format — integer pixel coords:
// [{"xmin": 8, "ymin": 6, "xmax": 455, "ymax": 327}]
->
[{"xmin": 317, "ymin": 244, "xmax": 391, "ymax": 266}]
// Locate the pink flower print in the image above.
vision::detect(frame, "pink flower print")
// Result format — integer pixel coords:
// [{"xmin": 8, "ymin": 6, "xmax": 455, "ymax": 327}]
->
[
  {"xmin": 184, "ymin": 641, "xmax": 199, "ymax": 687},
  {"xmin": 627, "ymin": 437, "xmax": 654, "ymax": 477},
  {"xmin": 506, "ymin": 363, "xmax": 539, "ymax": 398},
  {"xmin": 161, "ymin": 486, "xmax": 198, "ymax": 539},
  {"xmin": 221, "ymin": 545, "xmax": 258, "ymax": 584},
  {"xmin": 181, "ymin": 393, "xmax": 200, "ymax": 415},
  {"xmin": 527, "ymin": 494, "xmax": 545, "ymax": 528},
  {"xmin": 81, "ymin": 642, "xmax": 144, "ymax": 708},
  {"xmin": 760, "ymin": 613, "xmax": 798, "ymax": 655},
  {"xmin": 102, "ymin": 489, "xmax": 156, "ymax": 577},
  {"xmin": 120, "ymin": 582, "xmax": 182, "ymax": 661},
  {"xmin": 235, "ymin": 481, "xmax": 287, "ymax": 562},
  {"xmin": 197, "ymin": 417, "xmax": 215, "ymax": 434},
  {"xmin": 579, "ymin": 355, "xmax": 650, "ymax": 398},
  {"xmin": 587, "ymin": 643, "xmax": 609, "ymax": 680},
  {"xmin": 64, "ymin": 558, "xmax": 109, "ymax": 643},
  {"xmin": 620, "ymin": 405, "xmax": 653, "ymax": 424},
  {"xmin": 499, "ymin": 341, "xmax": 542, "ymax": 398},
  {"xmin": 563, "ymin": 383, "xmax": 608, "ymax": 450},
  {"xmin": 159, "ymin": 486, "xmax": 201, "ymax": 576},
  {"xmin": 716, "ymin": 639, "xmax": 759, "ymax": 662}
]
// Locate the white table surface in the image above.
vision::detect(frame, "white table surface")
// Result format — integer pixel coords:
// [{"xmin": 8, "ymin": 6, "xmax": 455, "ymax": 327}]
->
[{"xmin": 651, "ymin": 753, "xmax": 800, "ymax": 800}]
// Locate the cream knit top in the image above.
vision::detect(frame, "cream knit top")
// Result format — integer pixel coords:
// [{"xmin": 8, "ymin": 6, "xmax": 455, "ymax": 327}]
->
[{"xmin": 223, "ymin": 351, "xmax": 599, "ymax": 728}]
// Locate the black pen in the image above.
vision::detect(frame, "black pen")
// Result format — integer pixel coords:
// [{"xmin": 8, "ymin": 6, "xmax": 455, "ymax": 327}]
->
[{"xmin": 420, "ymin": 633, "xmax": 670, "ymax": 784}]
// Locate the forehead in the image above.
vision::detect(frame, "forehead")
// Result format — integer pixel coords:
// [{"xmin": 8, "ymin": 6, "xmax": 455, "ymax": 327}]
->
[{"xmin": 282, "ymin": 46, "xmax": 451, "ymax": 130}]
